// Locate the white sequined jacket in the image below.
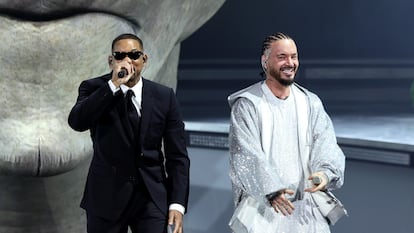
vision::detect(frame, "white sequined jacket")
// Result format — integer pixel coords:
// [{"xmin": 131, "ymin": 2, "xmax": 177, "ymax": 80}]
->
[{"xmin": 228, "ymin": 81, "xmax": 345, "ymax": 208}]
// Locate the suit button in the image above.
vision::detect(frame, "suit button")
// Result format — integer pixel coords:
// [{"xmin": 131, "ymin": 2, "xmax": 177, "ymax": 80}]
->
[
  {"xmin": 128, "ymin": 176, "xmax": 136, "ymax": 182},
  {"xmin": 140, "ymin": 153, "xmax": 144, "ymax": 156}
]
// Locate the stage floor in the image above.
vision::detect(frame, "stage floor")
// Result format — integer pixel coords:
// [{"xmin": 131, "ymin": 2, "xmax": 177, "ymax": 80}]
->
[{"xmin": 184, "ymin": 113, "xmax": 414, "ymax": 167}]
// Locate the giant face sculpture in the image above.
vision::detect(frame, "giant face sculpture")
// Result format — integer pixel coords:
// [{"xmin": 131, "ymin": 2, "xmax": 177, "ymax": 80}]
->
[{"xmin": 0, "ymin": 0, "xmax": 225, "ymax": 176}]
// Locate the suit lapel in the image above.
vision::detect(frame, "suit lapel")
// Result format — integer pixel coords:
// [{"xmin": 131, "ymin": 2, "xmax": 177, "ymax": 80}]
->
[{"xmin": 140, "ymin": 79, "xmax": 153, "ymax": 142}]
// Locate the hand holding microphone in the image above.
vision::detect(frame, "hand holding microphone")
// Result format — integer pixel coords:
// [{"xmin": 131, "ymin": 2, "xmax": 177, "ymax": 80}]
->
[
  {"xmin": 305, "ymin": 172, "xmax": 328, "ymax": 193},
  {"xmin": 110, "ymin": 62, "xmax": 135, "ymax": 87},
  {"xmin": 118, "ymin": 67, "xmax": 128, "ymax": 78},
  {"xmin": 117, "ymin": 65, "xmax": 134, "ymax": 80}
]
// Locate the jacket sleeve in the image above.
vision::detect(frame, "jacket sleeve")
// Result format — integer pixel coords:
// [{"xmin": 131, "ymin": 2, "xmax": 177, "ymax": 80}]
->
[
  {"xmin": 309, "ymin": 96, "xmax": 345, "ymax": 190},
  {"xmin": 163, "ymin": 88, "xmax": 190, "ymax": 210},
  {"xmin": 229, "ymin": 98, "xmax": 286, "ymax": 203},
  {"xmin": 68, "ymin": 79, "xmax": 120, "ymax": 132}
]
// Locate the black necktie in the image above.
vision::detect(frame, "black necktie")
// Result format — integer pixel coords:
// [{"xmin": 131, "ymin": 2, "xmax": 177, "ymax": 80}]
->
[{"xmin": 126, "ymin": 90, "xmax": 140, "ymax": 134}]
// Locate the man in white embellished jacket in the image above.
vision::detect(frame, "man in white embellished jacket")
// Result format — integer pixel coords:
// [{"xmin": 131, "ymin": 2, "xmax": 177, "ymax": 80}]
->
[{"xmin": 228, "ymin": 32, "xmax": 345, "ymax": 233}]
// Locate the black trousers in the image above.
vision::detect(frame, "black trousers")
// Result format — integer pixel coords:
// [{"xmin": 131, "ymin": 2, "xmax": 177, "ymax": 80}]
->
[{"xmin": 86, "ymin": 182, "xmax": 168, "ymax": 233}]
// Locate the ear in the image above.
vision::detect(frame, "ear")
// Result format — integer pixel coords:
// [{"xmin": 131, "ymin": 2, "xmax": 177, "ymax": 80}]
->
[
  {"xmin": 108, "ymin": 56, "xmax": 113, "ymax": 67},
  {"xmin": 142, "ymin": 54, "xmax": 148, "ymax": 63},
  {"xmin": 261, "ymin": 55, "xmax": 267, "ymax": 71}
]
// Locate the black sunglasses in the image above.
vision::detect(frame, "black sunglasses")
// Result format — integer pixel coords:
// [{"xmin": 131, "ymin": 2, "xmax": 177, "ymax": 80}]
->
[{"xmin": 112, "ymin": 51, "xmax": 143, "ymax": 60}]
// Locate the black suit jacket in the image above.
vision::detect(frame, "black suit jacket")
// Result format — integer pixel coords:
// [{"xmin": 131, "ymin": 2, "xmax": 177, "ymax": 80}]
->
[{"xmin": 68, "ymin": 73, "xmax": 190, "ymax": 220}]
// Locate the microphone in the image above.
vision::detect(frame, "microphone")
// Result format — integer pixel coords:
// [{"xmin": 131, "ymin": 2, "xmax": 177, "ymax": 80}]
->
[
  {"xmin": 117, "ymin": 68, "xmax": 128, "ymax": 78},
  {"xmin": 312, "ymin": 176, "xmax": 322, "ymax": 185}
]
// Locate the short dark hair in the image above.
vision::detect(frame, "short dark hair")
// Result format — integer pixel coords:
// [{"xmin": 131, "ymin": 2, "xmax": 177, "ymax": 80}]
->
[
  {"xmin": 261, "ymin": 32, "xmax": 292, "ymax": 56},
  {"xmin": 111, "ymin": 33, "xmax": 144, "ymax": 51}
]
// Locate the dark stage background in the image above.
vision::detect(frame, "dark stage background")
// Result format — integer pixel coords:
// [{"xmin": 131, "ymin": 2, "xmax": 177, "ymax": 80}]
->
[{"xmin": 177, "ymin": 0, "xmax": 414, "ymax": 119}]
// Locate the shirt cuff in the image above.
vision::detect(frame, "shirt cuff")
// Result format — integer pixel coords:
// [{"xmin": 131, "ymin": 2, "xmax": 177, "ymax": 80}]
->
[
  {"xmin": 107, "ymin": 80, "xmax": 120, "ymax": 94},
  {"xmin": 169, "ymin": 203, "xmax": 185, "ymax": 215},
  {"xmin": 323, "ymin": 169, "xmax": 340, "ymax": 190}
]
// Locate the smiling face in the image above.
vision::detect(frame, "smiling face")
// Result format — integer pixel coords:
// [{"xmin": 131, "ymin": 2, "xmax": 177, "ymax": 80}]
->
[
  {"xmin": 263, "ymin": 39, "xmax": 299, "ymax": 86},
  {"xmin": 0, "ymin": 0, "xmax": 225, "ymax": 176}
]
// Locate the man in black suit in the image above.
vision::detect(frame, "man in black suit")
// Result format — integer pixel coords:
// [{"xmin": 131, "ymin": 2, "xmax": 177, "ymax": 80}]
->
[{"xmin": 68, "ymin": 33, "xmax": 190, "ymax": 233}]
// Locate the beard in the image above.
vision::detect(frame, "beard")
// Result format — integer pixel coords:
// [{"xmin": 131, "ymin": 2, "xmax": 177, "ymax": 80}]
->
[{"xmin": 268, "ymin": 67, "xmax": 296, "ymax": 86}]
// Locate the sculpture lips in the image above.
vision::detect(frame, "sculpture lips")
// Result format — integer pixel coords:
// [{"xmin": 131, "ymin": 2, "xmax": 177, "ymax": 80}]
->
[
  {"xmin": 0, "ymin": 1, "xmax": 141, "ymax": 26},
  {"xmin": 0, "ymin": 12, "xmax": 138, "ymax": 176}
]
